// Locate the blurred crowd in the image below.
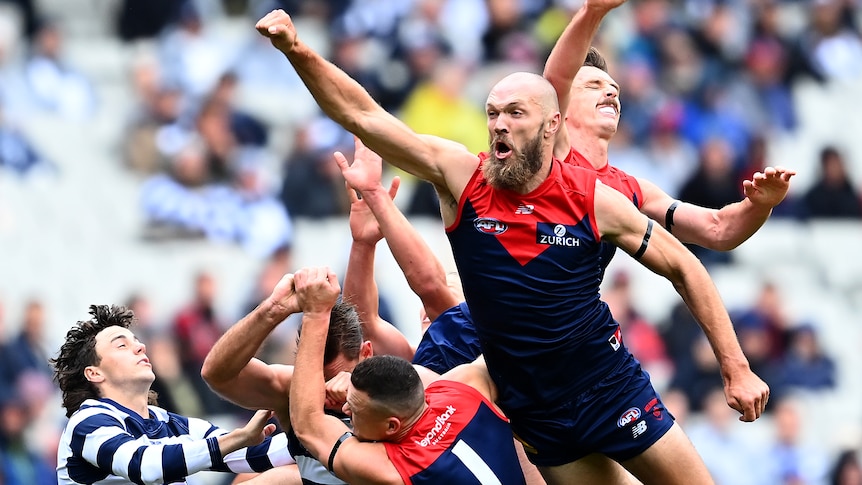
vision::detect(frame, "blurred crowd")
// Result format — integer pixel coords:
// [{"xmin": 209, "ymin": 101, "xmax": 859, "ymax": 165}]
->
[{"xmin": 1, "ymin": 0, "xmax": 862, "ymax": 484}]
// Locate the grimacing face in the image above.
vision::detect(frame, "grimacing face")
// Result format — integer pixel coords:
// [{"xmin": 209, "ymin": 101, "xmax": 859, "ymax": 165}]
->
[
  {"xmin": 484, "ymin": 77, "xmax": 551, "ymax": 190},
  {"xmin": 566, "ymin": 66, "xmax": 621, "ymax": 138},
  {"xmin": 341, "ymin": 386, "xmax": 389, "ymax": 442}
]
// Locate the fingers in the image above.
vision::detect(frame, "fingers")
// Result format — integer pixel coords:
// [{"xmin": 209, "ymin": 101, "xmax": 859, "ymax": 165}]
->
[
  {"xmin": 333, "ymin": 151, "xmax": 349, "ymax": 173},
  {"xmin": 388, "ymin": 176, "xmax": 401, "ymax": 200}
]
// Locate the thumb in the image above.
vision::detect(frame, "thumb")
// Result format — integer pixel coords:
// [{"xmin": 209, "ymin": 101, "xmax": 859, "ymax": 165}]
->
[{"xmin": 333, "ymin": 151, "xmax": 349, "ymax": 172}]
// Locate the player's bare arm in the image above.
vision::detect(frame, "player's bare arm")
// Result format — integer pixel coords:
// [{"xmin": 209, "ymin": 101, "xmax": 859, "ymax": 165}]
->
[
  {"xmin": 342, "ymin": 173, "xmax": 416, "ymax": 360},
  {"xmin": 290, "ymin": 267, "xmax": 403, "ymax": 484},
  {"xmin": 637, "ymin": 166, "xmax": 797, "ymax": 250},
  {"xmin": 543, "ymin": 0, "xmax": 627, "ymax": 159},
  {"xmin": 201, "ymin": 274, "xmax": 298, "ymax": 416},
  {"xmin": 594, "ymin": 181, "xmax": 769, "ymax": 422},
  {"xmin": 254, "ymin": 9, "xmax": 476, "ymax": 205},
  {"xmin": 339, "ymin": 138, "xmax": 459, "ymax": 320}
]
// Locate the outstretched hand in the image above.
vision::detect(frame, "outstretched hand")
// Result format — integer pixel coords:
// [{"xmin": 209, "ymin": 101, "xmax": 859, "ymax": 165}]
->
[
  {"xmin": 238, "ymin": 410, "xmax": 277, "ymax": 447},
  {"xmin": 743, "ymin": 166, "xmax": 796, "ymax": 208},
  {"xmin": 294, "ymin": 267, "xmax": 340, "ymax": 316},
  {"xmin": 255, "ymin": 9, "xmax": 298, "ymax": 53},
  {"xmin": 723, "ymin": 369, "xmax": 770, "ymax": 422},
  {"xmin": 334, "ymin": 137, "xmax": 386, "ymax": 195},
  {"xmin": 346, "ymin": 175, "xmax": 400, "ymax": 245}
]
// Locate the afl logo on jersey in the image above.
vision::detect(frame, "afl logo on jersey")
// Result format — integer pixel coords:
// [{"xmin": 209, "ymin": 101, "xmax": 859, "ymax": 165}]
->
[
  {"xmin": 617, "ymin": 407, "xmax": 641, "ymax": 428},
  {"xmin": 473, "ymin": 218, "xmax": 508, "ymax": 235}
]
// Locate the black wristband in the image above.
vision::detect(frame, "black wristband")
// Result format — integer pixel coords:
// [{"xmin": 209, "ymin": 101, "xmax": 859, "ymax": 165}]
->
[
  {"xmin": 328, "ymin": 431, "xmax": 353, "ymax": 472},
  {"xmin": 633, "ymin": 219, "xmax": 654, "ymax": 260},
  {"xmin": 665, "ymin": 201, "xmax": 680, "ymax": 234}
]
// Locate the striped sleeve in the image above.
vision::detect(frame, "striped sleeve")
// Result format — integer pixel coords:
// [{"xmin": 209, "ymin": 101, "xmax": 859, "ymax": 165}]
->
[
  {"xmin": 69, "ymin": 409, "xmax": 216, "ymax": 484},
  {"xmin": 185, "ymin": 414, "xmax": 295, "ymax": 473}
]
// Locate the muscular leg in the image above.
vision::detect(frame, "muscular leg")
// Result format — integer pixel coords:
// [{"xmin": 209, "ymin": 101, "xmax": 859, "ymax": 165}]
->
[
  {"xmin": 620, "ymin": 422, "xmax": 715, "ymax": 485},
  {"xmin": 538, "ymin": 453, "xmax": 642, "ymax": 485}
]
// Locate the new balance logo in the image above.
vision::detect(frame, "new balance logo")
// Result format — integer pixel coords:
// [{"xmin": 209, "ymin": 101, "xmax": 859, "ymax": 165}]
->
[{"xmin": 515, "ymin": 204, "xmax": 534, "ymax": 215}]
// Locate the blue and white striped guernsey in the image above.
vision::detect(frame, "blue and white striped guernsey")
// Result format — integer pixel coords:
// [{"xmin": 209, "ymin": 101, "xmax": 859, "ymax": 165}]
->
[{"xmin": 56, "ymin": 398, "xmax": 294, "ymax": 485}]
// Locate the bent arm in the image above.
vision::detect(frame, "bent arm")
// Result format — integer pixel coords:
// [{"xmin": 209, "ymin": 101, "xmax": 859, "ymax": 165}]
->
[
  {"xmin": 201, "ymin": 301, "xmax": 293, "ymax": 413},
  {"xmin": 595, "ymin": 181, "xmax": 768, "ymax": 421},
  {"xmin": 289, "ymin": 310, "xmax": 398, "ymax": 483},
  {"xmin": 638, "ymin": 166, "xmax": 795, "ymax": 250}
]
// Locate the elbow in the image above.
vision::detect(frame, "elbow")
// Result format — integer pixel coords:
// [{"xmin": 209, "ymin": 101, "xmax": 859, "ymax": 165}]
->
[
  {"xmin": 200, "ymin": 359, "xmax": 217, "ymax": 385},
  {"xmin": 199, "ymin": 360, "xmax": 229, "ymax": 393}
]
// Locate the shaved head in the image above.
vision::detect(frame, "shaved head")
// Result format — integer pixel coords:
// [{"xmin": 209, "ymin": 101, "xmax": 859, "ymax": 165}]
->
[{"xmin": 489, "ymin": 72, "xmax": 560, "ymax": 117}]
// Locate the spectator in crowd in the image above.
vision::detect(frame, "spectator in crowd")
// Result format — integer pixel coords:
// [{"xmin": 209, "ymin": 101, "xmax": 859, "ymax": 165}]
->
[
  {"xmin": 23, "ymin": 19, "xmax": 96, "ymax": 120},
  {"xmin": 731, "ymin": 281, "xmax": 793, "ymax": 362},
  {"xmin": 115, "ymin": 0, "xmax": 180, "ymax": 42},
  {"xmin": 778, "ymin": 324, "xmax": 836, "ymax": 392},
  {"xmin": 831, "ymin": 449, "xmax": 862, "ymax": 485},
  {"xmin": 799, "ymin": 0, "xmax": 862, "ymax": 82},
  {"xmin": 1, "ymin": 299, "xmax": 52, "ymax": 382},
  {"xmin": 158, "ymin": 1, "xmax": 237, "ymax": 99},
  {"xmin": 0, "ymin": 394, "xmax": 55, "ymax": 485},
  {"xmin": 0, "ymin": 99, "xmax": 51, "ymax": 176},
  {"xmin": 280, "ymin": 116, "xmax": 351, "ymax": 218},
  {"xmin": 171, "ymin": 271, "xmax": 233, "ymax": 415},
  {"xmin": 686, "ymin": 388, "xmax": 771, "ymax": 485},
  {"xmin": 765, "ymin": 396, "xmax": 830, "ymax": 484},
  {"xmin": 800, "ymin": 145, "xmax": 862, "ymax": 219}
]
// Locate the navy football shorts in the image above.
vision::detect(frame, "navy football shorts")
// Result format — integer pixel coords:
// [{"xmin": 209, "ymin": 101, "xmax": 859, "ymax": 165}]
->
[{"xmin": 508, "ymin": 352, "xmax": 675, "ymax": 467}]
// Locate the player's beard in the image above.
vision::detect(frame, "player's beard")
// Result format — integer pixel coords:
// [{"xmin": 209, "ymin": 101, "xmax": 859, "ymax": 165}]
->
[{"xmin": 483, "ymin": 127, "xmax": 544, "ymax": 191}]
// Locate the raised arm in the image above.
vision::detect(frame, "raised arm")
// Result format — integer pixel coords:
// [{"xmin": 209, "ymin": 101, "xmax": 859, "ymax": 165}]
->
[
  {"xmin": 543, "ymin": 0, "xmax": 626, "ymax": 159},
  {"xmin": 201, "ymin": 274, "xmax": 297, "ymax": 418},
  {"xmin": 638, "ymin": 166, "xmax": 796, "ymax": 250},
  {"xmin": 594, "ymin": 180, "xmax": 769, "ymax": 422},
  {"xmin": 255, "ymin": 9, "xmax": 476, "ymax": 197},
  {"xmin": 337, "ymin": 138, "xmax": 460, "ymax": 322},
  {"xmin": 342, "ymin": 174, "xmax": 416, "ymax": 360},
  {"xmin": 289, "ymin": 267, "xmax": 399, "ymax": 483}
]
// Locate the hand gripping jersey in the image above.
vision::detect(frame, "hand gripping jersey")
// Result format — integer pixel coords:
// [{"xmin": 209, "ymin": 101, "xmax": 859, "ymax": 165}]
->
[
  {"xmin": 446, "ymin": 155, "xmax": 630, "ymax": 415},
  {"xmin": 57, "ymin": 398, "xmax": 294, "ymax": 485},
  {"xmin": 384, "ymin": 380, "xmax": 526, "ymax": 485},
  {"xmin": 565, "ymin": 148, "xmax": 643, "ymax": 276}
]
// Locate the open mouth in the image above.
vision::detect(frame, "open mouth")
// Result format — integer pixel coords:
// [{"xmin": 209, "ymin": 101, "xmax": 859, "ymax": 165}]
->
[{"xmin": 494, "ymin": 140, "xmax": 513, "ymax": 159}]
